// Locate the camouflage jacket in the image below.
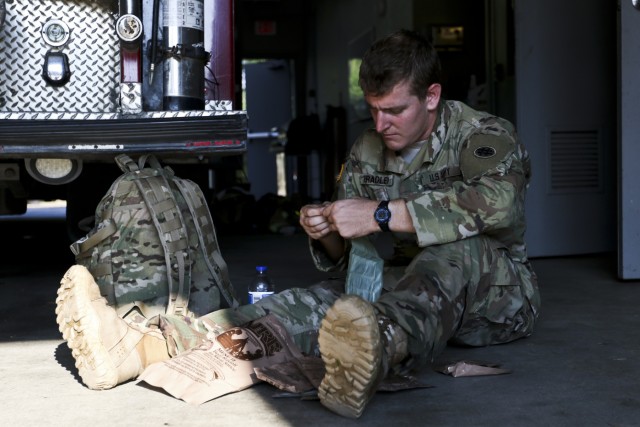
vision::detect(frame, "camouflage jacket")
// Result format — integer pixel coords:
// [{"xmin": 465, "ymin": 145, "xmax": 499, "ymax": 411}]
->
[{"xmin": 311, "ymin": 100, "xmax": 533, "ymax": 271}]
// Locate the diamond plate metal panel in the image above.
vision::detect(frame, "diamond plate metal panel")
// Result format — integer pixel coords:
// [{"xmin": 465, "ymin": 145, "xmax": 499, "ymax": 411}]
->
[
  {"xmin": 120, "ymin": 83, "xmax": 142, "ymax": 113},
  {"xmin": 0, "ymin": 0, "xmax": 120, "ymax": 113}
]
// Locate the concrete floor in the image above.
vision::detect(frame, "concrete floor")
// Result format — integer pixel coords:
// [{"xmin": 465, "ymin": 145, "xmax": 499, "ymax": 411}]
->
[{"xmin": 1, "ymin": 207, "xmax": 640, "ymax": 426}]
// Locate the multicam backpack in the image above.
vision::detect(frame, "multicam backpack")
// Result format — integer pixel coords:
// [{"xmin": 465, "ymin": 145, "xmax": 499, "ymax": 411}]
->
[{"xmin": 70, "ymin": 154, "xmax": 239, "ymax": 319}]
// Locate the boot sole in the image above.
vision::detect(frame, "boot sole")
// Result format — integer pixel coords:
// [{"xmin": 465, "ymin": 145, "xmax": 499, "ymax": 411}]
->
[
  {"xmin": 317, "ymin": 295, "xmax": 381, "ymax": 419},
  {"xmin": 55, "ymin": 267, "xmax": 119, "ymax": 390}
]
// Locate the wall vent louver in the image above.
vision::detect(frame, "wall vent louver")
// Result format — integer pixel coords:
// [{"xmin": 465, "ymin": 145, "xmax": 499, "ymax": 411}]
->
[{"xmin": 548, "ymin": 130, "xmax": 602, "ymax": 193}]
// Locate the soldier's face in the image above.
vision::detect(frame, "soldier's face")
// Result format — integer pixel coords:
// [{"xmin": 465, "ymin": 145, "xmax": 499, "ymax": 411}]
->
[{"xmin": 365, "ymin": 80, "xmax": 440, "ymax": 152}]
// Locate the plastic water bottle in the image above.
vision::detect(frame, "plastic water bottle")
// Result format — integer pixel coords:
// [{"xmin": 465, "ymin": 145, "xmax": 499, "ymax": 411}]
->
[{"xmin": 248, "ymin": 265, "xmax": 275, "ymax": 304}]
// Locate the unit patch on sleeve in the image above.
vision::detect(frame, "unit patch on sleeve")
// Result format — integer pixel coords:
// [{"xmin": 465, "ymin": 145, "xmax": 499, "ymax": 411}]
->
[{"xmin": 460, "ymin": 133, "xmax": 515, "ymax": 180}]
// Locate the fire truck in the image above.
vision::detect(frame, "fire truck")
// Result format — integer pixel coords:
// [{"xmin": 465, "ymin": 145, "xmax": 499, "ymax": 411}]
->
[{"xmin": 0, "ymin": 0, "xmax": 247, "ymax": 233}]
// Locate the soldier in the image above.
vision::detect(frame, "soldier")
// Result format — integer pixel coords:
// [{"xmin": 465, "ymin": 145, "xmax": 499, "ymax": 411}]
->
[
  {"xmin": 56, "ymin": 29, "xmax": 540, "ymax": 419},
  {"xmin": 298, "ymin": 29, "xmax": 540, "ymax": 417}
]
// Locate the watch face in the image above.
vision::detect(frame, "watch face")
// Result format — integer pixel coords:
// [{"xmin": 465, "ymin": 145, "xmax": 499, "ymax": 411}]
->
[{"xmin": 375, "ymin": 207, "xmax": 390, "ymax": 222}]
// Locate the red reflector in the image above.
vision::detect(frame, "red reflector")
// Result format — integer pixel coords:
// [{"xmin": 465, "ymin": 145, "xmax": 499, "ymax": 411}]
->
[
  {"xmin": 214, "ymin": 140, "xmax": 239, "ymax": 146},
  {"xmin": 187, "ymin": 140, "xmax": 241, "ymax": 147}
]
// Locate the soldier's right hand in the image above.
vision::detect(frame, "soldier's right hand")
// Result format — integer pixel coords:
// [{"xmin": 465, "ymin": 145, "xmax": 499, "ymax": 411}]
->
[{"xmin": 299, "ymin": 202, "xmax": 332, "ymax": 240}]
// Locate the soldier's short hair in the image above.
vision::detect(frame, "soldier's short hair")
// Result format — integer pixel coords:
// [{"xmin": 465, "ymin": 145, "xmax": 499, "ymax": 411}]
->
[{"xmin": 359, "ymin": 29, "xmax": 442, "ymax": 100}]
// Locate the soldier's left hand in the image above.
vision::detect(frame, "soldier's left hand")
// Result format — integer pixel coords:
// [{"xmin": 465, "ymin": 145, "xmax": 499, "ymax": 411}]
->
[{"xmin": 322, "ymin": 198, "xmax": 379, "ymax": 239}]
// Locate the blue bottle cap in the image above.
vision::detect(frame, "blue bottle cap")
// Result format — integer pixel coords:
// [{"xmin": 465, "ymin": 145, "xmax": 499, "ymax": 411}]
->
[{"xmin": 256, "ymin": 266, "xmax": 268, "ymax": 273}]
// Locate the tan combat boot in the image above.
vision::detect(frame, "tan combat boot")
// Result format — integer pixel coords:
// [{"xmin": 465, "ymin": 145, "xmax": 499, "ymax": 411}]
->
[
  {"xmin": 317, "ymin": 295, "xmax": 408, "ymax": 419},
  {"xmin": 55, "ymin": 265, "xmax": 169, "ymax": 390}
]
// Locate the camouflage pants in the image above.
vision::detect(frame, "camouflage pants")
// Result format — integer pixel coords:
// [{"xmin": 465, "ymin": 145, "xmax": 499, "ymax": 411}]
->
[
  {"xmin": 374, "ymin": 236, "xmax": 540, "ymax": 370},
  {"xmin": 149, "ymin": 279, "xmax": 344, "ymax": 358},
  {"xmin": 151, "ymin": 235, "xmax": 540, "ymax": 371}
]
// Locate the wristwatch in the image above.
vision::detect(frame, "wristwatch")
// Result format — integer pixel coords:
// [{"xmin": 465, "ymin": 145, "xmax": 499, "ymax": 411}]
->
[{"xmin": 374, "ymin": 200, "xmax": 391, "ymax": 232}]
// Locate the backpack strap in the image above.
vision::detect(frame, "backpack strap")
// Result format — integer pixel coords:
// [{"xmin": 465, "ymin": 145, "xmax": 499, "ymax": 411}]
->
[
  {"xmin": 173, "ymin": 177, "xmax": 240, "ymax": 308},
  {"xmin": 115, "ymin": 154, "xmax": 140, "ymax": 173},
  {"xmin": 129, "ymin": 156, "xmax": 192, "ymax": 316},
  {"xmin": 138, "ymin": 153, "xmax": 164, "ymax": 171},
  {"xmin": 69, "ymin": 218, "xmax": 117, "ymax": 256},
  {"xmin": 135, "ymin": 174, "xmax": 191, "ymax": 316}
]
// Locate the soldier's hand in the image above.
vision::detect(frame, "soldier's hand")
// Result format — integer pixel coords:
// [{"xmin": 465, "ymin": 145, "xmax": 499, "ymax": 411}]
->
[
  {"xmin": 322, "ymin": 198, "xmax": 379, "ymax": 239},
  {"xmin": 299, "ymin": 202, "xmax": 333, "ymax": 239}
]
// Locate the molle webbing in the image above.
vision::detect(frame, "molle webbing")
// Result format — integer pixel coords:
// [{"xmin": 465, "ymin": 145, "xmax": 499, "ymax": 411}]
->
[{"xmin": 116, "ymin": 154, "xmax": 191, "ymax": 316}]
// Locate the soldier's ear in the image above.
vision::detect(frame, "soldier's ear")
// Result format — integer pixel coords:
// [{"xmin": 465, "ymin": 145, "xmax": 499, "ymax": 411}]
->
[{"xmin": 426, "ymin": 84, "xmax": 441, "ymax": 110}]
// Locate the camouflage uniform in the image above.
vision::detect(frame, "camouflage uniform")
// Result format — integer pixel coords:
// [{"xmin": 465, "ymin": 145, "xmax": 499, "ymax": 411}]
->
[
  {"xmin": 153, "ymin": 100, "xmax": 540, "ymax": 372},
  {"xmin": 326, "ymin": 100, "xmax": 539, "ymax": 369}
]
